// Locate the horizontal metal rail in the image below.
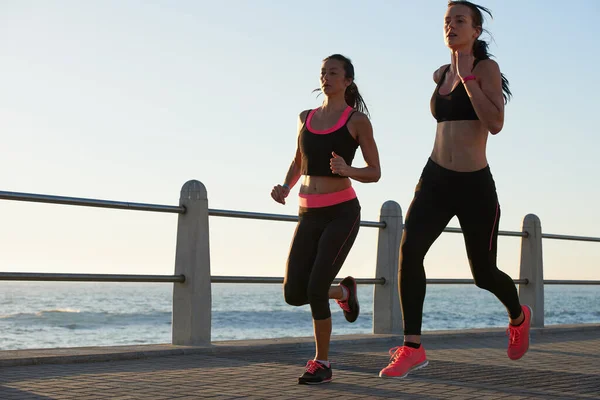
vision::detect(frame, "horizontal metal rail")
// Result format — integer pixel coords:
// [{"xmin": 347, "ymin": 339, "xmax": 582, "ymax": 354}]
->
[
  {"xmin": 209, "ymin": 209, "xmax": 299, "ymax": 223},
  {"xmin": 0, "ymin": 191, "xmax": 385, "ymax": 228},
  {"xmin": 0, "ymin": 274, "xmax": 597, "ymax": 286},
  {"xmin": 211, "ymin": 277, "xmax": 600, "ymax": 286},
  {"xmin": 211, "ymin": 276, "xmax": 386, "ymax": 285},
  {"xmin": 443, "ymin": 226, "xmax": 527, "ymax": 238},
  {"xmin": 4, "ymin": 190, "xmax": 600, "ymax": 240},
  {"xmin": 2, "ymin": 191, "xmax": 598, "ymax": 287},
  {"xmin": 211, "ymin": 277, "xmax": 598, "ymax": 286},
  {"xmin": 541, "ymin": 233, "xmax": 600, "ymax": 242},
  {"xmin": 428, "ymin": 278, "xmax": 530, "ymax": 284},
  {"xmin": 544, "ymin": 280, "xmax": 600, "ymax": 285},
  {"xmin": 212, "ymin": 277, "xmax": 531, "ymax": 285},
  {"xmin": 209, "ymin": 208, "xmax": 386, "ymax": 228},
  {"xmin": 0, "ymin": 191, "xmax": 184, "ymax": 214},
  {"xmin": 0, "ymin": 272, "xmax": 185, "ymax": 283},
  {"xmin": 5, "ymin": 190, "xmax": 600, "ymax": 241}
]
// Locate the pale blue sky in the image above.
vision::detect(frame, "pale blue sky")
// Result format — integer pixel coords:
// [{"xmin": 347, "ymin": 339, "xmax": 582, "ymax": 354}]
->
[{"xmin": 1, "ymin": 1, "xmax": 598, "ymax": 281}]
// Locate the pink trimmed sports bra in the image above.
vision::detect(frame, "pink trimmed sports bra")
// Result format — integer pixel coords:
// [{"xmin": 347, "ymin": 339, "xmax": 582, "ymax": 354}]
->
[{"xmin": 299, "ymin": 106, "xmax": 359, "ymax": 178}]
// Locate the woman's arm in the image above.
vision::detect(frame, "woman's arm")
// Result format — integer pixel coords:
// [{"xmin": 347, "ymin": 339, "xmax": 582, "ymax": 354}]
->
[
  {"xmin": 461, "ymin": 58, "xmax": 505, "ymax": 134},
  {"xmin": 330, "ymin": 113, "xmax": 381, "ymax": 183},
  {"xmin": 271, "ymin": 111, "xmax": 306, "ymax": 204}
]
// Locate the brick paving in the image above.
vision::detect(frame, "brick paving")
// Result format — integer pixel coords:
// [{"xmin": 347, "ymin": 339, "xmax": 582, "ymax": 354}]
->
[{"xmin": 0, "ymin": 325, "xmax": 598, "ymax": 399}]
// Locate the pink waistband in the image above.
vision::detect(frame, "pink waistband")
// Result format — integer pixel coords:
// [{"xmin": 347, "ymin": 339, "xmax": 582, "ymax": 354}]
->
[{"xmin": 298, "ymin": 187, "xmax": 357, "ymax": 208}]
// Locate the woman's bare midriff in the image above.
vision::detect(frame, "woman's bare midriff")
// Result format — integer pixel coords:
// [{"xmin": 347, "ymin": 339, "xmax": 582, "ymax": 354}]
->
[
  {"xmin": 299, "ymin": 176, "xmax": 352, "ymax": 195},
  {"xmin": 430, "ymin": 120, "xmax": 490, "ymax": 172}
]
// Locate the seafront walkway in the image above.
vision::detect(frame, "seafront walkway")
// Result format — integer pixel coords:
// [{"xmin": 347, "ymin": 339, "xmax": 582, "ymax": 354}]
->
[{"xmin": 1, "ymin": 324, "xmax": 599, "ymax": 399}]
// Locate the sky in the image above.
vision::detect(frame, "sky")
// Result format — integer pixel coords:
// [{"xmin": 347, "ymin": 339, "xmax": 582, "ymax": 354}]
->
[{"xmin": 1, "ymin": 0, "xmax": 599, "ymax": 283}]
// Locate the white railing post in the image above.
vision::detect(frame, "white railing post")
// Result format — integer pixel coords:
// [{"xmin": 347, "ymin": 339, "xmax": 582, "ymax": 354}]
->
[
  {"xmin": 373, "ymin": 200, "xmax": 403, "ymax": 334},
  {"xmin": 172, "ymin": 180, "xmax": 212, "ymax": 345},
  {"xmin": 518, "ymin": 213, "xmax": 544, "ymax": 328}
]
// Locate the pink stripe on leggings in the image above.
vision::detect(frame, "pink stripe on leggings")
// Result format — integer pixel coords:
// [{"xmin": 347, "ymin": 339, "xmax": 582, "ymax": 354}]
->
[
  {"xmin": 489, "ymin": 202, "xmax": 499, "ymax": 251},
  {"xmin": 332, "ymin": 214, "xmax": 360, "ymax": 265}
]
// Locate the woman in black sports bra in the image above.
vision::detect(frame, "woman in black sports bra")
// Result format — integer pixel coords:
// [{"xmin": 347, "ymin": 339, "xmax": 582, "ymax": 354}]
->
[
  {"xmin": 270, "ymin": 54, "xmax": 381, "ymax": 384},
  {"xmin": 379, "ymin": 1, "xmax": 532, "ymax": 379}
]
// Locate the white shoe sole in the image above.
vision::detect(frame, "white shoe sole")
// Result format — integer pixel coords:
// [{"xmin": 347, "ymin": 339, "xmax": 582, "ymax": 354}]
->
[{"xmin": 379, "ymin": 360, "xmax": 429, "ymax": 378}]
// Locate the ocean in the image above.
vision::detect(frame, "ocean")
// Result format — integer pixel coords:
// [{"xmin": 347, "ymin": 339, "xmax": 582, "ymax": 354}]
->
[{"xmin": 0, "ymin": 282, "xmax": 598, "ymax": 350}]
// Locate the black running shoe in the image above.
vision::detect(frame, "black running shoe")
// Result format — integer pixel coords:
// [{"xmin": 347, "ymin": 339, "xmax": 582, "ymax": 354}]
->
[
  {"xmin": 298, "ymin": 360, "xmax": 332, "ymax": 385},
  {"xmin": 336, "ymin": 276, "xmax": 359, "ymax": 323}
]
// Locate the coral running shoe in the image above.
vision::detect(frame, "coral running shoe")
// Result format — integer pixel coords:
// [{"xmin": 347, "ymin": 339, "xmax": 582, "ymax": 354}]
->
[
  {"xmin": 336, "ymin": 276, "xmax": 359, "ymax": 323},
  {"xmin": 379, "ymin": 345, "xmax": 428, "ymax": 378},
  {"xmin": 507, "ymin": 305, "xmax": 532, "ymax": 360}
]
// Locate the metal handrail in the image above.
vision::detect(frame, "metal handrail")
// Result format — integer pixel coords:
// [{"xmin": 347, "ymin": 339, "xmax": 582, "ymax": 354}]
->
[
  {"xmin": 1, "ymin": 189, "xmax": 599, "ymax": 287},
  {"xmin": 4, "ymin": 190, "xmax": 600, "ymax": 240},
  {"xmin": 0, "ymin": 191, "xmax": 184, "ymax": 214},
  {"xmin": 209, "ymin": 209, "xmax": 385, "ymax": 228},
  {"xmin": 541, "ymin": 233, "xmax": 600, "ymax": 242},
  {"xmin": 212, "ymin": 276, "xmax": 385, "ymax": 285},
  {"xmin": 0, "ymin": 272, "xmax": 185, "ymax": 283},
  {"xmin": 0, "ymin": 190, "xmax": 386, "ymax": 228},
  {"xmin": 1, "ymin": 274, "xmax": 598, "ymax": 286},
  {"xmin": 427, "ymin": 278, "xmax": 530, "ymax": 284},
  {"xmin": 0, "ymin": 273, "xmax": 534, "ymax": 286},
  {"xmin": 213, "ymin": 277, "xmax": 529, "ymax": 285},
  {"xmin": 6, "ymin": 190, "xmax": 600, "ymax": 239},
  {"xmin": 544, "ymin": 280, "xmax": 600, "ymax": 285},
  {"xmin": 444, "ymin": 226, "xmax": 527, "ymax": 238}
]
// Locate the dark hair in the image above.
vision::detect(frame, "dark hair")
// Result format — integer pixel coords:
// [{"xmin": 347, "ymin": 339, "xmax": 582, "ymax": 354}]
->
[
  {"xmin": 314, "ymin": 54, "xmax": 370, "ymax": 117},
  {"xmin": 448, "ymin": 1, "xmax": 512, "ymax": 103}
]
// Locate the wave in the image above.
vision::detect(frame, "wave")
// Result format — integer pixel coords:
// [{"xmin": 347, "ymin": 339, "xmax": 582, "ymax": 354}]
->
[{"xmin": 0, "ymin": 309, "xmax": 172, "ymax": 330}]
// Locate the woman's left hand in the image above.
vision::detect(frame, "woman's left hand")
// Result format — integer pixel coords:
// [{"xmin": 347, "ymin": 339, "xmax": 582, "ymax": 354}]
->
[
  {"xmin": 330, "ymin": 152, "xmax": 350, "ymax": 176},
  {"xmin": 455, "ymin": 50, "xmax": 475, "ymax": 80}
]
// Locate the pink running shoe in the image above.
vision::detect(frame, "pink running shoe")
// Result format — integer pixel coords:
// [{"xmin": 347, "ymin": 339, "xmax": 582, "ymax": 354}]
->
[
  {"xmin": 507, "ymin": 305, "xmax": 532, "ymax": 360},
  {"xmin": 379, "ymin": 345, "xmax": 428, "ymax": 378}
]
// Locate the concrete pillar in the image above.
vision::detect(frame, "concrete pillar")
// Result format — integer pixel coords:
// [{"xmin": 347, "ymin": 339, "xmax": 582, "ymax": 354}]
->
[
  {"xmin": 373, "ymin": 201, "xmax": 403, "ymax": 334},
  {"xmin": 172, "ymin": 180, "xmax": 212, "ymax": 345},
  {"xmin": 518, "ymin": 214, "xmax": 544, "ymax": 328}
]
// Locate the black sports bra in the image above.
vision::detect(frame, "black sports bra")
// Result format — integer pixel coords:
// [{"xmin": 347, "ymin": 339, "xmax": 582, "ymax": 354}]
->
[
  {"xmin": 431, "ymin": 60, "xmax": 482, "ymax": 122},
  {"xmin": 299, "ymin": 107, "xmax": 359, "ymax": 177}
]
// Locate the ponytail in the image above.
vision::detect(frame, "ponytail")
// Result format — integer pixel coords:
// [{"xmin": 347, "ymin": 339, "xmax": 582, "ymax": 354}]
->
[
  {"xmin": 472, "ymin": 39, "xmax": 512, "ymax": 104},
  {"xmin": 345, "ymin": 81, "xmax": 370, "ymax": 117},
  {"xmin": 473, "ymin": 39, "xmax": 488, "ymax": 61}
]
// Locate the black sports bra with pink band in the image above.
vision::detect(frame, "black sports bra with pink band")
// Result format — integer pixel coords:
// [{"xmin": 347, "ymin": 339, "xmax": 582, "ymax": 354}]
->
[{"xmin": 299, "ymin": 107, "xmax": 359, "ymax": 178}]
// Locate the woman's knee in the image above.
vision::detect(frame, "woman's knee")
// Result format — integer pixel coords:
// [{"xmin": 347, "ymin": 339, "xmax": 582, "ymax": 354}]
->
[
  {"xmin": 283, "ymin": 282, "xmax": 308, "ymax": 306},
  {"xmin": 471, "ymin": 260, "xmax": 498, "ymax": 291},
  {"xmin": 310, "ymin": 306, "xmax": 331, "ymax": 321},
  {"xmin": 309, "ymin": 298, "xmax": 331, "ymax": 320},
  {"xmin": 307, "ymin": 286, "xmax": 331, "ymax": 320}
]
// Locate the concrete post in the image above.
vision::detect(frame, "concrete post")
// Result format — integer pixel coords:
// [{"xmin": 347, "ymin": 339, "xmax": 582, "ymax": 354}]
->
[
  {"xmin": 172, "ymin": 180, "xmax": 212, "ymax": 345},
  {"xmin": 518, "ymin": 214, "xmax": 544, "ymax": 328},
  {"xmin": 373, "ymin": 200, "xmax": 403, "ymax": 335}
]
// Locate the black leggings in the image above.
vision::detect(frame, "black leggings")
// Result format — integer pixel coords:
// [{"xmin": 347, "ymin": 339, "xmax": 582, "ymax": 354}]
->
[
  {"xmin": 284, "ymin": 198, "xmax": 361, "ymax": 320},
  {"xmin": 400, "ymin": 158, "xmax": 522, "ymax": 335}
]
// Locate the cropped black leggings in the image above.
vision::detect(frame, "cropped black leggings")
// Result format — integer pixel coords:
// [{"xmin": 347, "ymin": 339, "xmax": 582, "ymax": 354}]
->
[
  {"xmin": 400, "ymin": 159, "xmax": 522, "ymax": 335},
  {"xmin": 284, "ymin": 198, "xmax": 361, "ymax": 320}
]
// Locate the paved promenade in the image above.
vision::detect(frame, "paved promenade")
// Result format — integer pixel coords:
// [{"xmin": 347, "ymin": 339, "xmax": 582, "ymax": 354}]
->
[{"xmin": 0, "ymin": 324, "xmax": 598, "ymax": 399}]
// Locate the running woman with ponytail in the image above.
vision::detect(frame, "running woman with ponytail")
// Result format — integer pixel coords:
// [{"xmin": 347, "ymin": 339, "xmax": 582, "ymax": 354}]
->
[
  {"xmin": 379, "ymin": 1, "xmax": 532, "ymax": 379},
  {"xmin": 271, "ymin": 54, "xmax": 381, "ymax": 384}
]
